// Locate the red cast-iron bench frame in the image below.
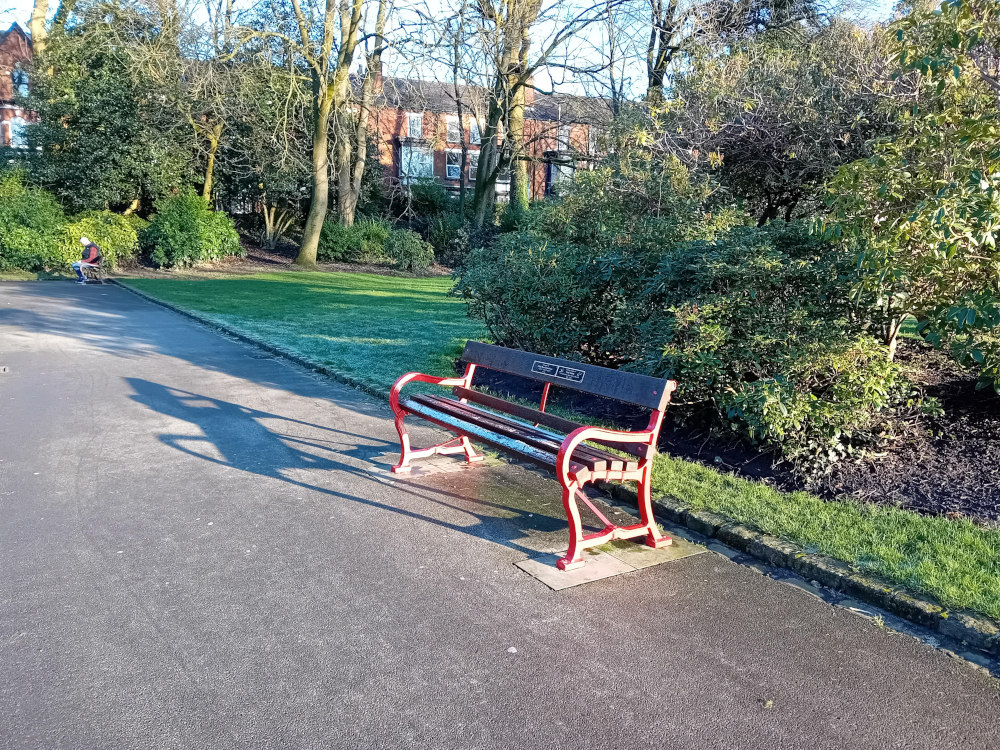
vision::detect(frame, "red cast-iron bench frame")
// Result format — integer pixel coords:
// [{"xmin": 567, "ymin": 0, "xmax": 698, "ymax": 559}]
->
[{"xmin": 389, "ymin": 341, "xmax": 677, "ymax": 571}]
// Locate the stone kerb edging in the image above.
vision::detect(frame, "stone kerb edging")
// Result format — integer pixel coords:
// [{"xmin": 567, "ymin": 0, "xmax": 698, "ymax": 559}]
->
[{"xmin": 114, "ymin": 278, "xmax": 1000, "ymax": 662}]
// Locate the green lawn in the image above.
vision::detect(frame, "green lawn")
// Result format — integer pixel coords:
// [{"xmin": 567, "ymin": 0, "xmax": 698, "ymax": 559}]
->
[
  {"xmin": 123, "ymin": 271, "xmax": 1000, "ymax": 621},
  {"xmin": 126, "ymin": 271, "xmax": 484, "ymax": 392}
]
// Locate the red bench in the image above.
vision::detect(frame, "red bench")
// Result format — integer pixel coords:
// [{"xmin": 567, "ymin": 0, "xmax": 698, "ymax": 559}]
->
[{"xmin": 390, "ymin": 342, "xmax": 677, "ymax": 571}]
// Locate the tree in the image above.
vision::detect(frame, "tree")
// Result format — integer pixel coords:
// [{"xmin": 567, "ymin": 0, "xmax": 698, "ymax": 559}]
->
[
  {"xmin": 461, "ymin": 0, "xmax": 615, "ymax": 226},
  {"xmin": 667, "ymin": 19, "xmax": 903, "ymax": 224},
  {"xmin": 643, "ymin": 0, "xmax": 835, "ymax": 104},
  {"xmin": 24, "ymin": 5, "xmax": 194, "ymax": 212},
  {"xmin": 105, "ymin": 0, "xmax": 249, "ymax": 201},
  {"xmin": 212, "ymin": 59, "xmax": 312, "ymax": 248},
  {"xmin": 236, "ymin": 0, "xmax": 390, "ymax": 267},
  {"xmin": 29, "ymin": 0, "xmax": 77, "ymax": 58},
  {"xmin": 827, "ymin": 0, "xmax": 1000, "ymax": 376}
]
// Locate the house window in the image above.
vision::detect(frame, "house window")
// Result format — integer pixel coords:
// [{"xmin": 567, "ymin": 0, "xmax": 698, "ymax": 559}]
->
[
  {"xmin": 446, "ymin": 149, "xmax": 462, "ymax": 180},
  {"xmin": 469, "ymin": 119, "xmax": 481, "ymax": 144},
  {"xmin": 400, "ymin": 142, "xmax": 434, "ymax": 182},
  {"xmin": 558, "ymin": 124, "xmax": 572, "ymax": 149},
  {"xmin": 546, "ymin": 159, "xmax": 575, "ymax": 193},
  {"xmin": 468, "ymin": 151, "xmax": 479, "ymax": 181},
  {"xmin": 446, "ymin": 116, "xmax": 460, "ymax": 143},
  {"xmin": 588, "ymin": 127, "xmax": 600, "ymax": 155},
  {"xmin": 11, "ymin": 65, "xmax": 28, "ymax": 98},
  {"xmin": 406, "ymin": 112, "xmax": 423, "ymax": 139},
  {"xmin": 9, "ymin": 117, "xmax": 27, "ymax": 149}
]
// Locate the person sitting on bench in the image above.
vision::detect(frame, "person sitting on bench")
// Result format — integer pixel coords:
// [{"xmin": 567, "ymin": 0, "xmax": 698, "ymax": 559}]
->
[{"xmin": 72, "ymin": 237, "xmax": 102, "ymax": 284}]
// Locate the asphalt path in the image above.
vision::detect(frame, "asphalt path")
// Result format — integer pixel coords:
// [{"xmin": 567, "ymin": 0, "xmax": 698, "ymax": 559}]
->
[{"xmin": 1, "ymin": 281, "xmax": 998, "ymax": 749}]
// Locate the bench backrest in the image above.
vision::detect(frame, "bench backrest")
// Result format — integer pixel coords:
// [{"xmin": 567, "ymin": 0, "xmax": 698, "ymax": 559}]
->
[{"xmin": 460, "ymin": 341, "xmax": 674, "ymax": 412}]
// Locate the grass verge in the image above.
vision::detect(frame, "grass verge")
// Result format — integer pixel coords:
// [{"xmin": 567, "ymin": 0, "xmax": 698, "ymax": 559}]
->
[
  {"xmin": 122, "ymin": 271, "xmax": 1000, "ymax": 621},
  {"xmin": 124, "ymin": 271, "xmax": 483, "ymax": 392}
]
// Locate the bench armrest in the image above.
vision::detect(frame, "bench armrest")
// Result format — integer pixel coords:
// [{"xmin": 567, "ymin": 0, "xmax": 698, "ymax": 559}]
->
[
  {"xmin": 390, "ymin": 369, "xmax": 474, "ymax": 414},
  {"xmin": 556, "ymin": 416, "xmax": 661, "ymax": 482}
]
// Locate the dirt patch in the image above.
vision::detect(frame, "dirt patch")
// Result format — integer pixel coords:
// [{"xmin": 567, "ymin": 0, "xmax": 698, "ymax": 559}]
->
[{"xmin": 826, "ymin": 353, "xmax": 1000, "ymax": 524}]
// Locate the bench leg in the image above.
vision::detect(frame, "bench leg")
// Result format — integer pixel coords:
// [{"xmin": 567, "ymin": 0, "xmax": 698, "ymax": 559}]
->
[
  {"xmin": 557, "ymin": 480, "xmax": 586, "ymax": 571},
  {"xmin": 638, "ymin": 465, "xmax": 671, "ymax": 549},
  {"xmin": 391, "ymin": 413, "xmax": 484, "ymax": 473},
  {"xmin": 391, "ymin": 413, "xmax": 415, "ymax": 473}
]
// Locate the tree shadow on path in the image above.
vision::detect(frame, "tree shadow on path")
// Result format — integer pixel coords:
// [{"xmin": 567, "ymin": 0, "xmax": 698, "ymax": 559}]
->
[{"xmin": 126, "ymin": 378, "xmax": 569, "ymax": 556}]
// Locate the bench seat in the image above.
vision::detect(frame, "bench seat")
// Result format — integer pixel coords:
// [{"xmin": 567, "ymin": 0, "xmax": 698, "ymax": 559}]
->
[{"xmin": 402, "ymin": 394, "xmax": 638, "ymax": 482}]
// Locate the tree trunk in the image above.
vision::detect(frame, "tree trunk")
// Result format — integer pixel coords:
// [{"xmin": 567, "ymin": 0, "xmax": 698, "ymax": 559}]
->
[
  {"xmin": 507, "ymin": 80, "xmax": 529, "ymax": 216},
  {"xmin": 201, "ymin": 124, "xmax": 223, "ymax": 202},
  {"xmin": 335, "ymin": 115, "xmax": 356, "ymax": 227},
  {"xmin": 471, "ymin": 82, "xmax": 511, "ymax": 227},
  {"xmin": 296, "ymin": 84, "xmax": 333, "ymax": 267},
  {"xmin": 30, "ymin": 0, "xmax": 49, "ymax": 57}
]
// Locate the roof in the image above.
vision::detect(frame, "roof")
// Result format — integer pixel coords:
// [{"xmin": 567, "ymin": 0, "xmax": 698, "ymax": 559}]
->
[
  {"xmin": 0, "ymin": 23, "xmax": 31, "ymax": 48},
  {"xmin": 374, "ymin": 75, "xmax": 613, "ymax": 126}
]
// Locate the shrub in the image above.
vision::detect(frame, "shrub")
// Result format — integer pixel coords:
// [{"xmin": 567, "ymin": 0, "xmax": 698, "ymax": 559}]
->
[
  {"xmin": 55, "ymin": 211, "xmax": 140, "ymax": 270},
  {"xmin": 427, "ymin": 213, "xmax": 468, "ymax": 266},
  {"xmin": 141, "ymin": 189, "xmax": 242, "ymax": 268},
  {"xmin": 405, "ymin": 179, "xmax": 451, "ymax": 216},
  {"xmin": 0, "ymin": 169, "xmax": 65, "ymax": 271},
  {"xmin": 317, "ymin": 218, "xmax": 392, "ymax": 263},
  {"xmin": 631, "ymin": 223, "xmax": 913, "ymax": 473},
  {"xmin": 457, "ymin": 214, "xmax": 918, "ymax": 474},
  {"xmin": 385, "ymin": 229, "xmax": 435, "ymax": 272},
  {"xmin": 355, "ymin": 219, "xmax": 392, "ymax": 262}
]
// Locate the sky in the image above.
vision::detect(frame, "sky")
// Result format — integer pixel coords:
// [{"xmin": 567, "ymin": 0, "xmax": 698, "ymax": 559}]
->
[{"xmin": 1, "ymin": 0, "xmax": 899, "ymax": 33}]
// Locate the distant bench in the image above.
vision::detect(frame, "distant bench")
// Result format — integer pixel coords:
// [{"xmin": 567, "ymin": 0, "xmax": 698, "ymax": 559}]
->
[
  {"xmin": 81, "ymin": 258, "xmax": 107, "ymax": 284},
  {"xmin": 389, "ymin": 341, "xmax": 677, "ymax": 571}
]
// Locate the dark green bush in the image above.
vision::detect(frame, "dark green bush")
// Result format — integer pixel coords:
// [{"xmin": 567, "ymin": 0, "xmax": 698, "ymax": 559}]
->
[
  {"xmin": 385, "ymin": 229, "xmax": 435, "ymax": 272},
  {"xmin": 405, "ymin": 179, "xmax": 451, "ymax": 216},
  {"xmin": 629, "ymin": 223, "xmax": 918, "ymax": 473},
  {"xmin": 141, "ymin": 189, "xmax": 242, "ymax": 268},
  {"xmin": 456, "ymin": 180, "xmax": 921, "ymax": 474},
  {"xmin": 317, "ymin": 218, "xmax": 392, "ymax": 263},
  {"xmin": 427, "ymin": 213, "xmax": 469, "ymax": 266},
  {"xmin": 0, "ymin": 169, "xmax": 65, "ymax": 271}
]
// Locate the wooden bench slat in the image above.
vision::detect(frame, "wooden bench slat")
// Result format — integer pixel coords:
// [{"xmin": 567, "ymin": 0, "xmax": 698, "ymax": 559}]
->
[
  {"xmin": 400, "ymin": 398, "xmax": 593, "ymax": 480},
  {"xmin": 461, "ymin": 341, "xmax": 672, "ymax": 411},
  {"xmin": 452, "ymin": 387, "xmax": 653, "ymax": 461},
  {"xmin": 416, "ymin": 394, "xmax": 640, "ymax": 473},
  {"xmin": 453, "ymin": 386, "xmax": 586, "ymax": 433},
  {"xmin": 410, "ymin": 394, "xmax": 629, "ymax": 473}
]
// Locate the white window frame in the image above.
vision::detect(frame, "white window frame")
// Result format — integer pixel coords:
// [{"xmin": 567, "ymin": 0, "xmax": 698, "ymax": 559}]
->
[
  {"xmin": 558, "ymin": 123, "xmax": 572, "ymax": 149},
  {"xmin": 588, "ymin": 127, "xmax": 600, "ymax": 155},
  {"xmin": 469, "ymin": 119, "xmax": 481, "ymax": 145},
  {"xmin": 11, "ymin": 67, "xmax": 29, "ymax": 98},
  {"xmin": 406, "ymin": 111, "xmax": 424, "ymax": 139},
  {"xmin": 446, "ymin": 115, "xmax": 460, "ymax": 143},
  {"xmin": 468, "ymin": 150, "xmax": 480, "ymax": 182},
  {"xmin": 445, "ymin": 149, "xmax": 462, "ymax": 180},
  {"xmin": 400, "ymin": 142, "xmax": 434, "ymax": 183},
  {"xmin": 9, "ymin": 116, "xmax": 27, "ymax": 149}
]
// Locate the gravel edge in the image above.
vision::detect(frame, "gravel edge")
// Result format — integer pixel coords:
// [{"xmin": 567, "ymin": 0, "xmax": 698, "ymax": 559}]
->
[{"xmin": 114, "ymin": 278, "xmax": 1000, "ymax": 661}]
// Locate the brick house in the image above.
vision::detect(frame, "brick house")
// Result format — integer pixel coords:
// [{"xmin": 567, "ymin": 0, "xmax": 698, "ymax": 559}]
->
[
  {"xmin": 373, "ymin": 76, "xmax": 611, "ymax": 200},
  {"xmin": 0, "ymin": 23, "xmax": 31, "ymax": 149}
]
